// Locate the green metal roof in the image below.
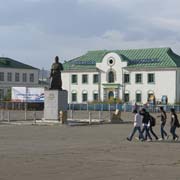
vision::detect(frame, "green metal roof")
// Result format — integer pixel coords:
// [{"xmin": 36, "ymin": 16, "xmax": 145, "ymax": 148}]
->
[
  {"xmin": 63, "ymin": 47, "xmax": 180, "ymax": 70},
  {"xmin": 0, "ymin": 57, "xmax": 38, "ymax": 70}
]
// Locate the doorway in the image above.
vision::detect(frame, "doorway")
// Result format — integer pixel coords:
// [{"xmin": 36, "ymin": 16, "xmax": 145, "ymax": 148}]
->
[{"xmin": 108, "ymin": 91, "xmax": 114, "ymax": 99}]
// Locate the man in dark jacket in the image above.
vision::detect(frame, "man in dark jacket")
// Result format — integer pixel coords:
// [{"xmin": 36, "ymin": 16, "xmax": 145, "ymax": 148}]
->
[
  {"xmin": 140, "ymin": 108, "xmax": 152, "ymax": 141},
  {"xmin": 170, "ymin": 108, "xmax": 179, "ymax": 141},
  {"xmin": 158, "ymin": 106, "xmax": 169, "ymax": 140}
]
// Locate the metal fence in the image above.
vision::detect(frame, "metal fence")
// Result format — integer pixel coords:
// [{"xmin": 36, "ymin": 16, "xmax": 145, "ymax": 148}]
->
[
  {"xmin": 0, "ymin": 102, "xmax": 44, "ymax": 111},
  {"xmin": 68, "ymin": 103, "xmax": 180, "ymax": 113},
  {"xmin": 1, "ymin": 101, "xmax": 180, "ymax": 113}
]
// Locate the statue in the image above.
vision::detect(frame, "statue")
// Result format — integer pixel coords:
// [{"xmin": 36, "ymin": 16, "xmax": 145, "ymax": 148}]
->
[{"xmin": 49, "ymin": 56, "xmax": 64, "ymax": 90}]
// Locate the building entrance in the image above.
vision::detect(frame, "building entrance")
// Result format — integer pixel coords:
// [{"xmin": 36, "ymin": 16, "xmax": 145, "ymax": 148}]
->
[{"xmin": 108, "ymin": 91, "xmax": 114, "ymax": 99}]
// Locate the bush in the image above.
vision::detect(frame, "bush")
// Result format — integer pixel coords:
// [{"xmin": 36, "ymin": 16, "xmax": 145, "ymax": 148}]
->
[{"xmin": 88, "ymin": 98, "xmax": 123, "ymax": 105}]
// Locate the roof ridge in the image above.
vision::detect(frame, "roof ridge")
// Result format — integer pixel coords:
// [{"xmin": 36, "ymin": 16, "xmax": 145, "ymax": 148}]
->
[
  {"xmin": 0, "ymin": 57, "xmax": 38, "ymax": 69},
  {"xmin": 167, "ymin": 48, "xmax": 180, "ymax": 67},
  {"xmin": 63, "ymin": 47, "xmax": 180, "ymax": 70},
  {"xmin": 86, "ymin": 47, "xmax": 170, "ymax": 53}
]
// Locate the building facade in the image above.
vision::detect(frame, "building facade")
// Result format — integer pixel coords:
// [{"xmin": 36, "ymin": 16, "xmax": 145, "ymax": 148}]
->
[
  {"xmin": 0, "ymin": 57, "xmax": 40, "ymax": 100},
  {"xmin": 62, "ymin": 47, "xmax": 180, "ymax": 104}
]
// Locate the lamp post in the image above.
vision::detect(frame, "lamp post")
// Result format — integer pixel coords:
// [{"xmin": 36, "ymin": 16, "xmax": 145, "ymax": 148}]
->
[
  {"xmin": 68, "ymin": 62, "xmax": 71, "ymax": 105},
  {"xmin": 97, "ymin": 68, "xmax": 101, "ymax": 102},
  {"xmin": 41, "ymin": 67, "xmax": 44, "ymax": 84}
]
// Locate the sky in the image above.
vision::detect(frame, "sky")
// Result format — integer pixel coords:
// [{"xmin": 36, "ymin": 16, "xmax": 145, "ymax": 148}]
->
[{"xmin": 0, "ymin": 0, "xmax": 180, "ymax": 70}]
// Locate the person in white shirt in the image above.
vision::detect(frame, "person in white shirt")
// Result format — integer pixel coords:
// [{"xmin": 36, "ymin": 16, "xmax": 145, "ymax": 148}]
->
[{"xmin": 127, "ymin": 110, "xmax": 144, "ymax": 141}]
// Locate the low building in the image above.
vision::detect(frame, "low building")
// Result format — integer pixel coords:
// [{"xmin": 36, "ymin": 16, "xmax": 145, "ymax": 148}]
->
[
  {"xmin": 0, "ymin": 57, "xmax": 40, "ymax": 100},
  {"xmin": 62, "ymin": 47, "xmax": 180, "ymax": 104}
]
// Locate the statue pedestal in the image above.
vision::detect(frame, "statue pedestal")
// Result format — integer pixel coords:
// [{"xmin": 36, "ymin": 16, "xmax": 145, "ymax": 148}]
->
[{"xmin": 44, "ymin": 90, "xmax": 68, "ymax": 121}]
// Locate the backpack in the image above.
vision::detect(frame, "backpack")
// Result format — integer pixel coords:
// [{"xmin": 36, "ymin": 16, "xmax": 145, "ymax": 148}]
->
[
  {"xmin": 174, "ymin": 114, "xmax": 180, "ymax": 128},
  {"xmin": 150, "ymin": 115, "xmax": 156, "ymax": 127}
]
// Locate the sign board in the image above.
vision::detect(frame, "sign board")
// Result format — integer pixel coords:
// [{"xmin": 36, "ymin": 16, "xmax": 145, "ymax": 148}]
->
[{"xmin": 12, "ymin": 87, "xmax": 44, "ymax": 102}]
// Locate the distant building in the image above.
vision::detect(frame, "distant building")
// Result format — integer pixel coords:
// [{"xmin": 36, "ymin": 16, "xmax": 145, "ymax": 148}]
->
[
  {"xmin": 62, "ymin": 47, "xmax": 180, "ymax": 104},
  {"xmin": 39, "ymin": 69, "xmax": 50, "ymax": 86},
  {"xmin": 0, "ymin": 57, "xmax": 40, "ymax": 100}
]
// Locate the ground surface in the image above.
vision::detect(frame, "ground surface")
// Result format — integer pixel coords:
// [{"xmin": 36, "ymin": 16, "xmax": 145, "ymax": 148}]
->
[{"xmin": 0, "ymin": 122, "xmax": 180, "ymax": 180}]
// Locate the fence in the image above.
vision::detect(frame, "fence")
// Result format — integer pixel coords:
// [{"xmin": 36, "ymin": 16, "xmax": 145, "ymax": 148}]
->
[
  {"xmin": 0, "ymin": 102, "xmax": 44, "ymax": 111},
  {"xmin": 0, "ymin": 110, "xmax": 43, "ymax": 122},
  {"xmin": 68, "ymin": 103, "xmax": 180, "ymax": 113},
  {"xmin": 1, "ymin": 101, "xmax": 180, "ymax": 113}
]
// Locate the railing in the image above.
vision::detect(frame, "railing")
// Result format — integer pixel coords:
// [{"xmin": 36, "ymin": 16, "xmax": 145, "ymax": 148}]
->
[
  {"xmin": 0, "ymin": 101, "xmax": 44, "ymax": 111},
  {"xmin": 1, "ymin": 101, "xmax": 180, "ymax": 113},
  {"xmin": 68, "ymin": 103, "xmax": 180, "ymax": 113}
]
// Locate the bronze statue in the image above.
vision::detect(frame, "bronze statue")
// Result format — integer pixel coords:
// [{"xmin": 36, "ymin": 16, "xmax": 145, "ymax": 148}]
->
[{"xmin": 49, "ymin": 56, "xmax": 64, "ymax": 90}]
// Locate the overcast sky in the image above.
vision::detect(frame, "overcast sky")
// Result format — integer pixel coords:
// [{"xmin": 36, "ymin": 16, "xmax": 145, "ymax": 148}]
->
[{"xmin": 0, "ymin": 0, "xmax": 180, "ymax": 69}]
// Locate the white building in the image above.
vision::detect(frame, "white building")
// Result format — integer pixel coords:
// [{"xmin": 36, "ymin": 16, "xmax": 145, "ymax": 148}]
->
[
  {"xmin": 62, "ymin": 47, "xmax": 180, "ymax": 104},
  {"xmin": 0, "ymin": 57, "xmax": 40, "ymax": 100}
]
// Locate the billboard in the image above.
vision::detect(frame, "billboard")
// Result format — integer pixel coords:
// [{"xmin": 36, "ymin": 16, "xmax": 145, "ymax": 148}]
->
[{"xmin": 12, "ymin": 87, "xmax": 44, "ymax": 102}]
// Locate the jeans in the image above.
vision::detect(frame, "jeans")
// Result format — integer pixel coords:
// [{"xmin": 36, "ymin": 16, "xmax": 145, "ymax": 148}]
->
[
  {"xmin": 142, "ymin": 125, "xmax": 152, "ymax": 140},
  {"xmin": 147, "ymin": 126, "xmax": 158, "ymax": 140},
  {"xmin": 129, "ymin": 126, "xmax": 144, "ymax": 140},
  {"xmin": 161, "ymin": 123, "xmax": 167, "ymax": 139},
  {"xmin": 170, "ymin": 126, "xmax": 178, "ymax": 140}
]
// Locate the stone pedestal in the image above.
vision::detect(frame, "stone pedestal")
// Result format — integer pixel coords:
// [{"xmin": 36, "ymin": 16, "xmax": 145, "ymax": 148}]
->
[{"xmin": 44, "ymin": 90, "xmax": 68, "ymax": 121}]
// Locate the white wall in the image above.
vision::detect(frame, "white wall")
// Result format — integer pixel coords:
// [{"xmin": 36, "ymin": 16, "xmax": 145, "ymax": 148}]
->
[
  {"xmin": 176, "ymin": 69, "xmax": 180, "ymax": 103},
  {"xmin": 0, "ymin": 68, "xmax": 39, "ymax": 87},
  {"xmin": 62, "ymin": 52, "xmax": 178, "ymax": 104},
  {"xmin": 0, "ymin": 67, "xmax": 40, "ymax": 99},
  {"xmin": 96, "ymin": 52, "xmax": 127, "ymax": 101},
  {"xmin": 125, "ymin": 70, "xmax": 177, "ymax": 104},
  {"xmin": 62, "ymin": 71, "xmax": 99, "ymax": 103}
]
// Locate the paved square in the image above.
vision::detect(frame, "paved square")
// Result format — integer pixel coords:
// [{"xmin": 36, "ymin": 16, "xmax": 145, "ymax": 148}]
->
[{"xmin": 0, "ymin": 123, "xmax": 180, "ymax": 180}]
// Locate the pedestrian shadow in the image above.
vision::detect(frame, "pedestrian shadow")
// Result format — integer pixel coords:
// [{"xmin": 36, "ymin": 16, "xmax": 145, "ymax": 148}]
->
[{"xmin": 148, "ymin": 140, "xmax": 180, "ymax": 144}]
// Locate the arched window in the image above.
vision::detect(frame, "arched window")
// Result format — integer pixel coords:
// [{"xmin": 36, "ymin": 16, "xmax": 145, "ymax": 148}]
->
[
  {"xmin": 0, "ymin": 89, "xmax": 4, "ymax": 100},
  {"xmin": 124, "ymin": 90, "xmax": 130, "ymax": 103},
  {"xmin": 82, "ymin": 90, "xmax": 88, "ymax": 102},
  {"xmin": 136, "ymin": 90, "xmax": 142, "ymax": 103},
  {"xmin": 147, "ymin": 90, "xmax": 155, "ymax": 104},
  {"xmin": 93, "ymin": 90, "xmax": 99, "ymax": 101},
  {"xmin": 71, "ymin": 90, "xmax": 77, "ymax": 102},
  {"xmin": 108, "ymin": 71, "xmax": 115, "ymax": 83}
]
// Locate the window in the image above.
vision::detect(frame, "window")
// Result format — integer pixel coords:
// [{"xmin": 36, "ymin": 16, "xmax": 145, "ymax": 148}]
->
[
  {"xmin": 72, "ymin": 93, "xmax": 77, "ymax": 102},
  {"xmin": 136, "ymin": 92, "xmax": 142, "ymax": 102},
  {"xmin": 93, "ymin": 74, "xmax": 99, "ymax": 84},
  {"xmin": 7, "ymin": 72, "xmax": 12, "ymax": 82},
  {"xmin": 0, "ymin": 89, "xmax": 4, "ymax": 100},
  {"xmin": 124, "ymin": 93, "xmax": 129, "ymax": 102},
  {"xmin": 148, "ymin": 91, "xmax": 155, "ymax": 104},
  {"xmin": 148, "ymin": 73, "xmax": 155, "ymax": 83},
  {"xmin": 124, "ymin": 74, "xmax": 130, "ymax": 83},
  {"xmin": 15, "ymin": 73, "xmax": 20, "ymax": 82},
  {"xmin": 93, "ymin": 93, "xmax": 98, "ymax": 101},
  {"xmin": 71, "ymin": 75, "xmax": 77, "ymax": 84},
  {"xmin": 23, "ymin": 73, "xmax": 27, "ymax": 82},
  {"xmin": 108, "ymin": 71, "xmax": 115, "ymax": 83},
  {"xmin": 30, "ymin": 73, "xmax": 34, "ymax": 82},
  {"xmin": 82, "ymin": 93, "xmax": 88, "ymax": 102},
  {"xmin": 82, "ymin": 74, "xmax": 88, "ymax": 84},
  {"xmin": 0, "ymin": 72, "xmax": 4, "ymax": 81},
  {"xmin": 135, "ymin": 74, "xmax": 142, "ymax": 83},
  {"xmin": 108, "ymin": 58, "xmax": 115, "ymax": 66}
]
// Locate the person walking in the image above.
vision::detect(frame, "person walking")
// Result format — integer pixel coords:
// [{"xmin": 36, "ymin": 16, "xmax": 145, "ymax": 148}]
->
[
  {"xmin": 140, "ymin": 108, "xmax": 153, "ymax": 141},
  {"xmin": 158, "ymin": 106, "xmax": 169, "ymax": 140},
  {"xmin": 147, "ymin": 114, "xmax": 158, "ymax": 140},
  {"xmin": 127, "ymin": 110, "xmax": 144, "ymax": 141},
  {"xmin": 170, "ymin": 108, "xmax": 179, "ymax": 141}
]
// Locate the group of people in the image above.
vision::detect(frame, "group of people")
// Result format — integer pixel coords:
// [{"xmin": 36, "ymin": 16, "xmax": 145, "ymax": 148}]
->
[{"xmin": 127, "ymin": 107, "xmax": 180, "ymax": 142}]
